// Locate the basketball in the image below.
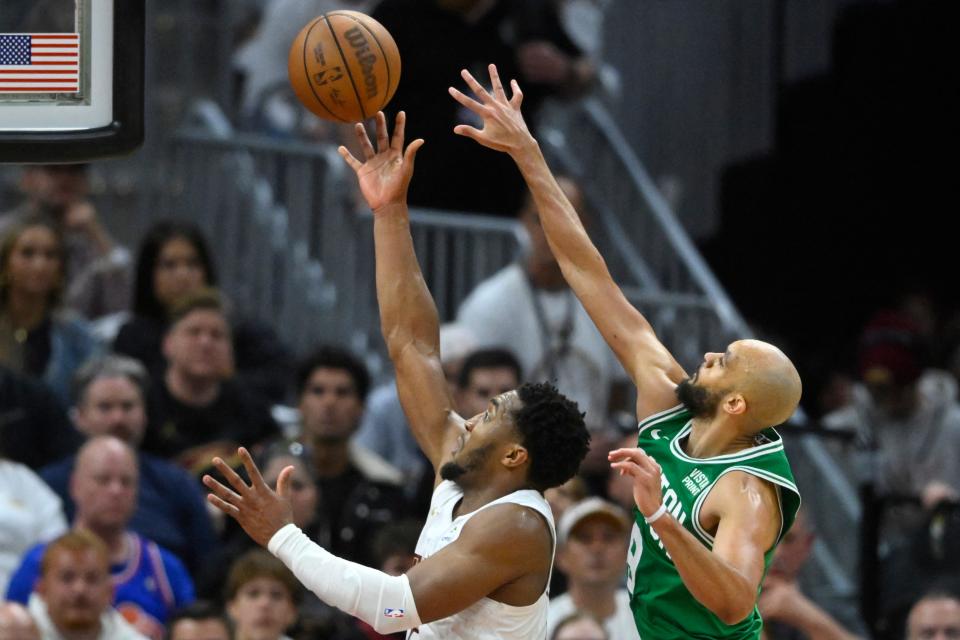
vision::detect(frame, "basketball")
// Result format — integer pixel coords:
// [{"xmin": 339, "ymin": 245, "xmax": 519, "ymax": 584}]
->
[{"xmin": 288, "ymin": 11, "xmax": 401, "ymax": 123}]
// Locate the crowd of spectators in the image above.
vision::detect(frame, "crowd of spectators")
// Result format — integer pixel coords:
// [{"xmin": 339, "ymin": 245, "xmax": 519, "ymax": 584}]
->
[{"xmin": 2, "ymin": 1, "xmax": 958, "ymax": 638}]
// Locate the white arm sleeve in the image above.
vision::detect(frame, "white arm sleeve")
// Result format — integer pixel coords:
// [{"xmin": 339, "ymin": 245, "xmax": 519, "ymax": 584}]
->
[{"xmin": 268, "ymin": 524, "xmax": 422, "ymax": 633}]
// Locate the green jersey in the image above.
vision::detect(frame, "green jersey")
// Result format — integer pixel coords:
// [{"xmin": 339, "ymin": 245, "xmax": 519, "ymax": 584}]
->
[{"xmin": 626, "ymin": 404, "xmax": 801, "ymax": 639}]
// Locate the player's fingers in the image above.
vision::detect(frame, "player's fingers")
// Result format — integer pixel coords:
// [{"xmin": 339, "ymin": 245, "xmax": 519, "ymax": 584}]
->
[
  {"xmin": 238, "ymin": 447, "xmax": 268, "ymax": 492},
  {"xmin": 206, "ymin": 493, "xmax": 240, "ymax": 517},
  {"xmin": 202, "ymin": 474, "xmax": 243, "ymax": 505},
  {"xmin": 460, "ymin": 68, "xmax": 492, "ymax": 103},
  {"xmin": 448, "ymin": 86, "xmax": 486, "ymax": 115},
  {"xmin": 452, "ymin": 124, "xmax": 483, "ymax": 141},
  {"xmin": 510, "ymin": 79, "xmax": 524, "ymax": 109},
  {"xmin": 337, "ymin": 145, "xmax": 362, "ymax": 172},
  {"xmin": 404, "ymin": 138, "xmax": 425, "ymax": 166},
  {"xmin": 391, "ymin": 111, "xmax": 406, "ymax": 151},
  {"xmin": 275, "ymin": 465, "xmax": 295, "ymax": 500},
  {"xmin": 488, "ymin": 64, "xmax": 507, "ymax": 101},
  {"xmin": 356, "ymin": 122, "xmax": 376, "ymax": 160},
  {"xmin": 375, "ymin": 111, "xmax": 389, "ymax": 152},
  {"xmin": 211, "ymin": 456, "xmax": 250, "ymax": 495}
]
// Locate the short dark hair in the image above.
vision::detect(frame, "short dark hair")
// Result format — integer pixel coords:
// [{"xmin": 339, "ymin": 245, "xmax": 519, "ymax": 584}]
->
[
  {"xmin": 457, "ymin": 348, "xmax": 523, "ymax": 390},
  {"xmin": 296, "ymin": 345, "xmax": 370, "ymax": 400},
  {"xmin": 513, "ymin": 382, "xmax": 590, "ymax": 492},
  {"xmin": 166, "ymin": 601, "xmax": 232, "ymax": 639},
  {"xmin": 224, "ymin": 549, "xmax": 302, "ymax": 605},
  {"xmin": 166, "ymin": 287, "xmax": 227, "ymax": 327},
  {"xmin": 133, "ymin": 220, "xmax": 217, "ymax": 319}
]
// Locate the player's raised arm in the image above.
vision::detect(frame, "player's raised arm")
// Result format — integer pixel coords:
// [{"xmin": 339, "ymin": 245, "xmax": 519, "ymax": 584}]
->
[
  {"xmin": 338, "ymin": 112, "xmax": 462, "ymax": 474},
  {"xmin": 449, "ymin": 65, "xmax": 686, "ymax": 418}
]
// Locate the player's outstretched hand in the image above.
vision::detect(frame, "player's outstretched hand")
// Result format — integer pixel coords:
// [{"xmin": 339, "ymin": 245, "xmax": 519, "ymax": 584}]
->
[
  {"xmin": 608, "ymin": 447, "xmax": 664, "ymax": 520},
  {"xmin": 338, "ymin": 111, "xmax": 424, "ymax": 214},
  {"xmin": 203, "ymin": 447, "xmax": 294, "ymax": 547},
  {"xmin": 449, "ymin": 63, "xmax": 535, "ymax": 155}
]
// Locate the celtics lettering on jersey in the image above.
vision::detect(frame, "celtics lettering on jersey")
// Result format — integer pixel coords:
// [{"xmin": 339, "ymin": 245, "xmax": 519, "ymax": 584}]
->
[{"xmin": 626, "ymin": 405, "xmax": 801, "ymax": 640}]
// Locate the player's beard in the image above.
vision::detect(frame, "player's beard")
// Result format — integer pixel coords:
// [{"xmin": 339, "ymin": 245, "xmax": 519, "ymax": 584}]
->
[
  {"xmin": 440, "ymin": 443, "xmax": 495, "ymax": 486},
  {"xmin": 675, "ymin": 378, "xmax": 723, "ymax": 419}
]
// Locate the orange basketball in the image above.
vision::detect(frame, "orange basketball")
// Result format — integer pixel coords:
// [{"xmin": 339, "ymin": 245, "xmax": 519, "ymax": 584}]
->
[{"xmin": 288, "ymin": 11, "xmax": 401, "ymax": 123}]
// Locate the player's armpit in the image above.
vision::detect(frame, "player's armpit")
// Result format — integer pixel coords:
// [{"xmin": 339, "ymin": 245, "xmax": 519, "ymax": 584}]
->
[{"xmin": 406, "ymin": 503, "xmax": 552, "ymax": 623}]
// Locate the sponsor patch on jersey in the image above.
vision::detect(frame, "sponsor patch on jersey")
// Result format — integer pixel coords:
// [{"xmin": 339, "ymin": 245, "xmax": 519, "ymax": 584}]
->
[
  {"xmin": 384, "ymin": 608, "xmax": 405, "ymax": 618},
  {"xmin": 681, "ymin": 468, "xmax": 709, "ymax": 496}
]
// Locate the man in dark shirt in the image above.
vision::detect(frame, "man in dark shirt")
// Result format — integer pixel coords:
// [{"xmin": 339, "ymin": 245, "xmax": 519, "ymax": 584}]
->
[
  {"xmin": 371, "ymin": 0, "xmax": 595, "ymax": 217},
  {"xmin": 0, "ymin": 364, "xmax": 80, "ymax": 469},
  {"xmin": 295, "ymin": 346, "xmax": 407, "ymax": 567},
  {"xmin": 143, "ymin": 289, "xmax": 278, "ymax": 471}
]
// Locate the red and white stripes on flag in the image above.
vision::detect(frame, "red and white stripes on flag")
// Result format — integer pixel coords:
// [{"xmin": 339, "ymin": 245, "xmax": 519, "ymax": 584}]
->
[{"xmin": 0, "ymin": 33, "xmax": 80, "ymax": 93}]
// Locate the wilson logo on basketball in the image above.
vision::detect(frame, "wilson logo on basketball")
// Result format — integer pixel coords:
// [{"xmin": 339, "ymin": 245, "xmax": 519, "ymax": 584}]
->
[{"xmin": 344, "ymin": 26, "xmax": 378, "ymax": 99}]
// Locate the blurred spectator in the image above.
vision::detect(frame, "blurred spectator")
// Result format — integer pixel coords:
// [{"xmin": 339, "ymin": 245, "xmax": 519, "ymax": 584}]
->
[
  {"xmin": 194, "ymin": 442, "xmax": 320, "ymax": 601},
  {"xmin": 822, "ymin": 311, "xmax": 960, "ymax": 535},
  {"xmin": 548, "ymin": 498, "xmax": 636, "ymax": 639},
  {"xmin": 166, "ymin": 603, "xmax": 231, "ymax": 640},
  {"xmin": 294, "ymin": 346, "xmax": 407, "ymax": 567},
  {"xmin": 224, "ymin": 550, "xmax": 299, "ymax": 640},
  {"xmin": 142, "ymin": 289, "xmax": 278, "ymax": 472},
  {"xmin": 605, "ymin": 432, "xmax": 640, "ymax": 513},
  {"xmin": 114, "ymin": 220, "xmax": 291, "ymax": 403},
  {"xmin": 0, "ymin": 602, "xmax": 39, "ymax": 640},
  {"xmin": 905, "ymin": 591, "xmax": 960, "ymax": 640},
  {"xmin": 39, "ymin": 356, "xmax": 216, "ymax": 574},
  {"xmin": 758, "ymin": 509, "xmax": 862, "ymax": 640},
  {"xmin": 6, "ymin": 437, "xmax": 195, "ymax": 639},
  {"xmin": 0, "ymin": 216, "xmax": 100, "ymax": 407},
  {"xmin": 233, "ymin": 0, "xmax": 375, "ymax": 139},
  {"xmin": 0, "ymin": 364, "xmax": 81, "ymax": 469},
  {"xmin": 551, "ymin": 611, "xmax": 609, "ymax": 640},
  {"xmin": 355, "ymin": 323, "xmax": 476, "ymax": 494},
  {"xmin": 545, "ymin": 475, "xmax": 590, "ymax": 525},
  {"xmin": 0, "ymin": 455, "xmax": 67, "ymax": 596},
  {"xmin": 454, "ymin": 348, "xmax": 523, "ymax": 417},
  {"xmin": 0, "ymin": 164, "xmax": 131, "ymax": 320},
  {"xmin": 27, "ymin": 530, "xmax": 148, "ymax": 640},
  {"xmin": 456, "ymin": 177, "xmax": 624, "ymax": 430},
  {"xmin": 371, "ymin": 0, "xmax": 596, "ymax": 217}
]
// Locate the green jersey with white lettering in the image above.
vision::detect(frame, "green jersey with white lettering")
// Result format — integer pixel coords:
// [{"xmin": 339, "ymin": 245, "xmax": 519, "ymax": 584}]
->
[{"xmin": 626, "ymin": 404, "xmax": 801, "ymax": 639}]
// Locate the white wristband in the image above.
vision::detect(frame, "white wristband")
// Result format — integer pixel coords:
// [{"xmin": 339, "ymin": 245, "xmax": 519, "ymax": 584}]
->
[{"xmin": 644, "ymin": 503, "xmax": 668, "ymax": 524}]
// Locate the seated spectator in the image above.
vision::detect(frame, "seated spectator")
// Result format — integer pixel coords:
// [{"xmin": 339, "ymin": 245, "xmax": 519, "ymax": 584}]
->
[
  {"xmin": 758, "ymin": 509, "xmax": 862, "ymax": 640},
  {"xmin": 0, "ymin": 216, "xmax": 100, "ymax": 407},
  {"xmin": 0, "ymin": 453, "xmax": 67, "ymax": 595},
  {"xmin": 294, "ymin": 346, "xmax": 407, "ymax": 567},
  {"xmin": 224, "ymin": 550, "xmax": 299, "ymax": 640},
  {"xmin": 142, "ymin": 289, "xmax": 278, "ymax": 471},
  {"xmin": 166, "ymin": 603, "xmax": 231, "ymax": 640},
  {"xmin": 6, "ymin": 437, "xmax": 195, "ymax": 639},
  {"xmin": 456, "ymin": 178, "xmax": 625, "ymax": 430},
  {"xmin": 454, "ymin": 348, "xmax": 523, "ymax": 418},
  {"xmin": 905, "ymin": 591, "xmax": 960, "ymax": 640},
  {"xmin": 114, "ymin": 220, "xmax": 291, "ymax": 403},
  {"xmin": 551, "ymin": 611, "xmax": 609, "ymax": 640},
  {"xmin": 355, "ymin": 323, "xmax": 476, "ymax": 491},
  {"xmin": 0, "ymin": 164, "xmax": 131, "ymax": 320},
  {"xmin": 39, "ymin": 355, "xmax": 216, "ymax": 574},
  {"xmin": 0, "ymin": 602, "xmax": 39, "ymax": 640},
  {"xmin": 822, "ymin": 311, "xmax": 960, "ymax": 542},
  {"xmin": 548, "ymin": 498, "xmax": 637, "ymax": 640},
  {"xmin": 27, "ymin": 530, "xmax": 148, "ymax": 640},
  {"xmin": 0, "ymin": 364, "xmax": 81, "ymax": 469}
]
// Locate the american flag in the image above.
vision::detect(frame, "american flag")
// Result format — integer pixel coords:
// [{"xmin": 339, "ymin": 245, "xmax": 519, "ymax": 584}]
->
[{"xmin": 0, "ymin": 33, "xmax": 79, "ymax": 93}]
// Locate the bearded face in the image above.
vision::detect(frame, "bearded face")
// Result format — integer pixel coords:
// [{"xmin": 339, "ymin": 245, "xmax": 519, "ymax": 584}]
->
[{"xmin": 675, "ymin": 378, "xmax": 724, "ymax": 419}]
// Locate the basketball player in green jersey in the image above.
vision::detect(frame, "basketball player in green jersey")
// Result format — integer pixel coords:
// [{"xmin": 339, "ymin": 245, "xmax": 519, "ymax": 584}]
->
[{"xmin": 450, "ymin": 64, "xmax": 803, "ymax": 639}]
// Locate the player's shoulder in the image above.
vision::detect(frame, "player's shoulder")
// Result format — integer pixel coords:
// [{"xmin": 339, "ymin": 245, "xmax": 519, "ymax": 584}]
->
[
  {"xmin": 711, "ymin": 469, "xmax": 781, "ymax": 513},
  {"xmin": 462, "ymin": 502, "xmax": 552, "ymax": 552}
]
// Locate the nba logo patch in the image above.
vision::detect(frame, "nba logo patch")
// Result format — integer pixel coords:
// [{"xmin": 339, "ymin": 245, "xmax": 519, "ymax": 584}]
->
[{"xmin": 384, "ymin": 608, "xmax": 405, "ymax": 618}]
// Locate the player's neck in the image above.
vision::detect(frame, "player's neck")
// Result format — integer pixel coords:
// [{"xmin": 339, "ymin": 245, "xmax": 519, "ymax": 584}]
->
[{"xmin": 686, "ymin": 417, "xmax": 756, "ymax": 458}]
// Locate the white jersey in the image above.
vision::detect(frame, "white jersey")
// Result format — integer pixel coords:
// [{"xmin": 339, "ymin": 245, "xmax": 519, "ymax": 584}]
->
[{"xmin": 408, "ymin": 480, "xmax": 556, "ymax": 640}]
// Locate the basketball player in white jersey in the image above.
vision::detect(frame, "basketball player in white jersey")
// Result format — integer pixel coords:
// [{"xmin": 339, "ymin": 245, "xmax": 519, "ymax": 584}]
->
[{"xmin": 203, "ymin": 111, "xmax": 591, "ymax": 639}]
